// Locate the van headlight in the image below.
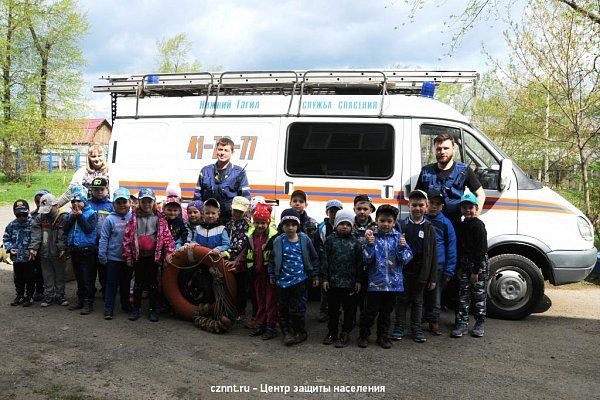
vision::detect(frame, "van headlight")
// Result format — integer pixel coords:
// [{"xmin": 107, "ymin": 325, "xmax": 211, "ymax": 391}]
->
[{"xmin": 577, "ymin": 217, "xmax": 593, "ymax": 241}]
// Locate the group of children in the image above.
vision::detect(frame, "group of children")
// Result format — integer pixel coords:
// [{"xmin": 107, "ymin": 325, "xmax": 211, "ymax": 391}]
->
[{"xmin": 3, "ymin": 183, "xmax": 489, "ymax": 348}]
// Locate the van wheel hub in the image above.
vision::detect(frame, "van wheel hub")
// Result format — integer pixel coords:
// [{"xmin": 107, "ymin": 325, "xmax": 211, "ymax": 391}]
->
[{"xmin": 489, "ymin": 268, "xmax": 531, "ymax": 308}]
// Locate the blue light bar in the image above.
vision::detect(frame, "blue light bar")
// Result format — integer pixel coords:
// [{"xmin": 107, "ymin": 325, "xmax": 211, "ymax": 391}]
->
[{"xmin": 420, "ymin": 81, "xmax": 435, "ymax": 98}]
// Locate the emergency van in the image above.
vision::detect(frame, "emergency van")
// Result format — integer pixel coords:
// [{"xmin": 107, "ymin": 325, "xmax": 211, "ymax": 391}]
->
[{"xmin": 93, "ymin": 70, "xmax": 597, "ymax": 320}]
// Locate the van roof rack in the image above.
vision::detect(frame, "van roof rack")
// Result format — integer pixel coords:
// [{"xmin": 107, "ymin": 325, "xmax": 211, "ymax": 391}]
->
[{"xmin": 92, "ymin": 69, "xmax": 479, "ymax": 97}]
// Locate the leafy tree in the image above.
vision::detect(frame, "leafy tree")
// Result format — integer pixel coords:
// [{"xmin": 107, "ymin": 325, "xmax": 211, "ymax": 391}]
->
[{"xmin": 155, "ymin": 33, "xmax": 201, "ymax": 73}]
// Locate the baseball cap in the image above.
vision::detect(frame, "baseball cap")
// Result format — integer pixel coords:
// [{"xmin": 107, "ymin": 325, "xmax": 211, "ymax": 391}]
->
[
  {"xmin": 204, "ymin": 198, "xmax": 220, "ymax": 209},
  {"xmin": 231, "ymin": 196, "xmax": 250, "ymax": 212},
  {"xmin": 408, "ymin": 189, "xmax": 428, "ymax": 201},
  {"xmin": 90, "ymin": 177, "xmax": 108, "ymax": 188},
  {"xmin": 113, "ymin": 187, "xmax": 131, "ymax": 202},
  {"xmin": 290, "ymin": 189, "xmax": 307, "ymax": 202},
  {"xmin": 70, "ymin": 185, "xmax": 88, "ymax": 202},
  {"xmin": 34, "ymin": 189, "xmax": 49, "ymax": 198},
  {"xmin": 325, "ymin": 199, "xmax": 343, "ymax": 212},
  {"xmin": 354, "ymin": 194, "xmax": 375, "ymax": 212},
  {"xmin": 460, "ymin": 193, "xmax": 478, "ymax": 206},
  {"xmin": 38, "ymin": 194, "xmax": 58, "ymax": 214},
  {"xmin": 375, "ymin": 204, "xmax": 399, "ymax": 220},
  {"xmin": 280, "ymin": 208, "xmax": 301, "ymax": 226},
  {"xmin": 13, "ymin": 199, "xmax": 30, "ymax": 216},
  {"xmin": 427, "ymin": 189, "xmax": 444, "ymax": 201},
  {"xmin": 138, "ymin": 188, "xmax": 156, "ymax": 200}
]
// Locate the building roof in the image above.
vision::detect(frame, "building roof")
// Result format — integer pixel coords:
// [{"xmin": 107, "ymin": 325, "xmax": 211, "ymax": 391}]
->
[{"xmin": 52, "ymin": 119, "xmax": 112, "ymax": 144}]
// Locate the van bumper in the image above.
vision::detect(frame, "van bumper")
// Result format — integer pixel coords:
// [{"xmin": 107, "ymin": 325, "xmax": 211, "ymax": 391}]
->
[{"xmin": 549, "ymin": 247, "xmax": 597, "ymax": 285}]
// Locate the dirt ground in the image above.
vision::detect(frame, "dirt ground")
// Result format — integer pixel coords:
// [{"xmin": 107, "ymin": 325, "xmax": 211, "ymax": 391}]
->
[{"xmin": 1, "ymin": 207, "xmax": 599, "ymax": 400}]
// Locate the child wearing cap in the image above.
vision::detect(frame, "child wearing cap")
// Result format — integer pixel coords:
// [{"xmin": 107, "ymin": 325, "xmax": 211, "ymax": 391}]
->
[
  {"xmin": 123, "ymin": 188, "xmax": 174, "ymax": 322},
  {"xmin": 315, "ymin": 199, "xmax": 343, "ymax": 323},
  {"xmin": 30, "ymin": 189, "xmax": 50, "ymax": 301},
  {"xmin": 289, "ymin": 190, "xmax": 318, "ymax": 235},
  {"xmin": 358, "ymin": 204, "xmax": 412, "ymax": 349},
  {"xmin": 392, "ymin": 190, "xmax": 438, "ymax": 343},
  {"xmin": 3, "ymin": 200, "xmax": 34, "ymax": 306},
  {"xmin": 452, "ymin": 193, "xmax": 488, "ymax": 338},
  {"xmin": 98, "ymin": 187, "xmax": 133, "ymax": 319},
  {"xmin": 226, "ymin": 196, "xmax": 252, "ymax": 320},
  {"xmin": 268, "ymin": 208, "xmax": 320, "ymax": 346},
  {"xmin": 29, "ymin": 194, "xmax": 68, "ymax": 307},
  {"xmin": 64, "ymin": 185, "xmax": 98, "ymax": 315},
  {"xmin": 320, "ymin": 209, "xmax": 362, "ymax": 348},
  {"xmin": 89, "ymin": 177, "xmax": 114, "ymax": 298},
  {"xmin": 352, "ymin": 194, "xmax": 376, "ymax": 326},
  {"xmin": 242, "ymin": 203, "xmax": 279, "ymax": 339},
  {"xmin": 163, "ymin": 196, "xmax": 188, "ymax": 250},
  {"xmin": 423, "ymin": 189, "xmax": 457, "ymax": 335},
  {"xmin": 185, "ymin": 200, "xmax": 203, "ymax": 243}
]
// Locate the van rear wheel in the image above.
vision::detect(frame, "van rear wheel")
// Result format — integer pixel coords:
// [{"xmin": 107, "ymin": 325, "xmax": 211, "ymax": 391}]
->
[{"xmin": 487, "ymin": 254, "xmax": 545, "ymax": 320}]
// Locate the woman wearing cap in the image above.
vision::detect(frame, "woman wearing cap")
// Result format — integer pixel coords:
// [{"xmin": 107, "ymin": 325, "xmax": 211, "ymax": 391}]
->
[{"xmin": 57, "ymin": 144, "xmax": 109, "ymax": 207}]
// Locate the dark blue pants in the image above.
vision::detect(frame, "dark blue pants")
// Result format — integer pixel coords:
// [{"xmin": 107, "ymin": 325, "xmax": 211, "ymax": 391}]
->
[
  {"xmin": 13, "ymin": 262, "xmax": 35, "ymax": 298},
  {"xmin": 71, "ymin": 248, "xmax": 97, "ymax": 302},
  {"xmin": 104, "ymin": 260, "xmax": 133, "ymax": 312},
  {"xmin": 278, "ymin": 281, "xmax": 306, "ymax": 334}
]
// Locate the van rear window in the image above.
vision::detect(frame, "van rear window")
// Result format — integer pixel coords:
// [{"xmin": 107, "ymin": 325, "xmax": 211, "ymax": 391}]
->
[{"xmin": 286, "ymin": 123, "xmax": 394, "ymax": 179}]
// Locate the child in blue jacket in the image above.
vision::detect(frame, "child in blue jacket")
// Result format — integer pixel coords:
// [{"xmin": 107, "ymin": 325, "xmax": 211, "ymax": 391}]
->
[
  {"xmin": 64, "ymin": 185, "xmax": 98, "ymax": 315},
  {"xmin": 98, "ymin": 187, "xmax": 133, "ymax": 319},
  {"xmin": 423, "ymin": 189, "xmax": 457, "ymax": 335},
  {"xmin": 3, "ymin": 200, "xmax": 34, "ymax": 306},
  {"xmin": 358, "ymin": 204, "xmax": 412, "ymax": 349},
  {"xmin": 88, "ymin": 177, "xmax": 114, "ymax": 298}
]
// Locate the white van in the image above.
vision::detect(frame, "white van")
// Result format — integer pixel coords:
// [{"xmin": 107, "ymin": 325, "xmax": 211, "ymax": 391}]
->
[{"xmin": 94, "ymin": 70, "xmax": 597, "ymax": 319}]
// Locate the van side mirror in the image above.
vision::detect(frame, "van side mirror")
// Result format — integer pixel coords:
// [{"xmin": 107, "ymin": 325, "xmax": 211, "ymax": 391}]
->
[{"xmin": 499, "ymin": 159, "xmax": 513, "ymax": 191}]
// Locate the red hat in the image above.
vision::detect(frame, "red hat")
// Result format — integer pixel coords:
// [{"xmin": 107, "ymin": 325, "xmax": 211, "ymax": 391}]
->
[{"xmin": 252, "ymin": 203, "xmax": 272, "ymax": 222}]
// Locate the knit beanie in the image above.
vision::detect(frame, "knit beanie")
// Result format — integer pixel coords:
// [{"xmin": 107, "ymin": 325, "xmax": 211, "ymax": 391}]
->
[
  {"xmin": 334, "ymin": 209, "xmax": 355, "ymax": 228},
  {"xmin": 252, "ymin": 203, "xmax": 272, "ymax": 222}
]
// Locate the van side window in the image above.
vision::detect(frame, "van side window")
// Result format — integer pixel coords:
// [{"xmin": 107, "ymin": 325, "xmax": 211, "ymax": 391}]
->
[
  {"xmin": 462, "ymin": 131, "xmax": 501, "ymax": 190},
  {"xmin": 419, "ymin": 124, "xmax": 461, "ymax": 166},
  {"xmin": 286, "ymin": 123, "xmax": 394, "ymax": 179}
]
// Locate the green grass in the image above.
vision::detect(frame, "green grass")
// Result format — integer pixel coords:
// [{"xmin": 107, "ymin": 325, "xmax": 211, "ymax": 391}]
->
[{"xmin": 0, "ymin": 171, "xmax": 72, "ymax": 205}]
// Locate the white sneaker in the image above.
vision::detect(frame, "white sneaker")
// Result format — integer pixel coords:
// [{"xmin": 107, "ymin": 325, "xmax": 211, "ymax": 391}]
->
[
  {"xmin": 56, "ymin": 297, "xmax": 69, "ymax": 306},
  {"xmin": 40, "ymin": 298, "xmax": 53, "ymax": 307}
]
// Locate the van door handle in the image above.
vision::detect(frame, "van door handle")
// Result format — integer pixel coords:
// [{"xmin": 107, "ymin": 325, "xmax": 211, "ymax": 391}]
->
[
  {"xmin": 284, "ymin": 181, "xmax": 294, "ymax": 195},
  {"xmin": 111, "ymin": 141, "xmax": 117, "ymax": 163},
  {"xmin": 382, "ymin": 185, "xmax": 394, "ymax": 199}
]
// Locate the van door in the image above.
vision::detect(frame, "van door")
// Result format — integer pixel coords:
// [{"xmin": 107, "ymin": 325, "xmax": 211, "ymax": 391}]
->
[
  {"xmin": 414, "ymin": 121, "xmax": 518, "ymax": 238},
  {"xmin": 275, "ymin": 118, "xmax": 403, "ymax": 219}
]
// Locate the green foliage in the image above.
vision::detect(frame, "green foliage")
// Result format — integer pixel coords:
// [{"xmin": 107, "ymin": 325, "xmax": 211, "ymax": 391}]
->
[
  {"xmin": 155, "ymin": 33, "xmax": 201, "ymax": 73},
  {"xmin": 0, "ymin": 170, "xmax": 68, "ymax": 204}
]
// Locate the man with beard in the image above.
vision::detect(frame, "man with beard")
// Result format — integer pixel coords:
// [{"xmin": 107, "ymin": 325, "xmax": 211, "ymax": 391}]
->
[{"xmin": 415, "ymin": 133, "xmax": 485, "ymax": 227}]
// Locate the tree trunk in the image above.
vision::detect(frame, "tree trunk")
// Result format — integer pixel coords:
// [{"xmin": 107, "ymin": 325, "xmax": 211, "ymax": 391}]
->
[
  {"xmin": 40, "ymin": 44, "xmax": 49, "ymax": 121},
  {"xmin": 2, "ymin": 0, "xmax": 13, "ymax": 122},
  {"xmin": 578, "ymin": 141, "xmax": 591, "ymax": 217}
]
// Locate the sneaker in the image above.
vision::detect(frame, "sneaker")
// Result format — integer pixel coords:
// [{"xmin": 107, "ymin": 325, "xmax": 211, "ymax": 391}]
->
[
  {"xmin": 40, "ymin": 297, "xmax": 53, "ymax": 307},
  {"xmin": 413, "ymin": 330, "xmax": 427, "ymax": 343},
  {"xmin": 148, "ymin": 309, "xmax": 159, "ymax": 322},
  {"xmin": 317, "ymin": 312, "xmax": 328, "ymax": 323},
  {"xmin": 128, "ymin": 309, "xmax": 140, "ymax": 321},
  {"xmin": 390, "ymin": 327, "xmax": 404, "ymax": 341},
  {"xmin": 22, "ymin": 297, "xmax": 33, "ymax": 307},
  {"xmin": 56, "ymin": 297, "xmax": 69, "ymax": 306},
  {"xmin": 10, "ymin": 296, "xmax": 25, "ymax": 306},
  {"xmin": 471, "ymin": 320, "xmax": 485, "ymax": 337},
  {"xmin": 80, "ymin": 300, "xmax": 93, "ymax": 315},
  {"xmin": 104, "ymin": 310, "xmax": 113, "ymax": 320},
  {"xmin": 262, "ymin": 327, "xmax": 278, "ymax": 340},
  {"xmin": 451, "ymin": 323, "xmax": 468, "ymax": 338},
  {"xmin": 293, "ymin": 331, "xmax": 308, "ymax": 344},
  {"xmin": 32, "ymin": 292, "xmax": 45, "ymax": 302},
  {"xmin": 249, "ymin": 325, "xmax": 266, "ymax": 337},
  {"xmin": 357, "ymin": 336, "xmax": 369, "ymax": 348},
  {"xmin": 69, "ymin": 300, "xmax": 84, "ymax": 311},
  {"xmin": 243, "ymin": 319, "xmax": 258, "ymax": 330},
  {"xmin": 428, "ymin": 322, "xmax": 442, "ymax": 336},
  {"xmin": 377, "ymin": 337, "xmax": 392, "ymax": 349},
  {"xmin": 283, "ymin": 331, "xmax": 296, "ymax": 346},
  {"xmin": 335, "ymin": 332, "xmax": 349, "ymax": 348},
  {"xmin": 322, "ymin": 333, "xmax": 336, "ymax": 345}
]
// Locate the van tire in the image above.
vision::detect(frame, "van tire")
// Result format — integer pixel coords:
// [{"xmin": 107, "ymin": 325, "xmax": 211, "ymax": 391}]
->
[{"xmin": 487, "ymin": 254, "xmax": 545, "ymax": 320}]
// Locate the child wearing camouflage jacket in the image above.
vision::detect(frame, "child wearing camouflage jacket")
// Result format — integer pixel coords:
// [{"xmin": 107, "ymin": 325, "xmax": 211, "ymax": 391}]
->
[
  {"xmin": 3, "ymin": 200, "xmax": 34, "ymax": 306},
  {"xmin": 320, "ymin": 209, "xmax": 362, "ymax": 348}
]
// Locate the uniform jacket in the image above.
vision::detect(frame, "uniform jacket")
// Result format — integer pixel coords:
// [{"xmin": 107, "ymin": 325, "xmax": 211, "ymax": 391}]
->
[
  {"xmin": 65, "ymin": 204, "xmax": 98, "ymax": 249},
  {"xmin": 29, "ymin": 212, "xmax": 67, "ymax": 258},
  {"xmin": 320, "ymin": 231, "xmax": 362, "ymax": 289},
  {"xmin": 420, "ymin": 162, "xmax": 469, "ymax": 219},
  {"xmin": 363, "ymin": 227, "xmax": 413, "ymax": 292},
  {"xmin": 3, "ymin": 217, "xmax": 32, "ymax": 263},
  {"xmin": 99, "ymin": 211, "xmax": 132, "ymax": 264},
  {"xmin": 425, "ymin": 213, "xmax": 457, "ymax": 277},
  {"xmin": 193, "ymin": 163, "xmax": 251, "ymax": 213},
  {"xmin": 123, "ymin": 209, "xmax": 174, "ymax": 263},
  {"xmin": 268, "ymin": 232, "xmax": 319, "ymax": 281}
]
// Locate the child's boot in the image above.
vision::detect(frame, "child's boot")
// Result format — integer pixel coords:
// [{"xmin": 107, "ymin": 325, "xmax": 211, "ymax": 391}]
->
[
  {"xmin": 22, "ymin": 297, "xmax": 33, "ymax": 307},
  {"xmin": 104, "ymin": 309, "xmax": 113, "ymax": 320},
  {"xmin": 148, "ymin": 309, "xmax": 159, "ymax": 322},
  {"xmin": 390, "ymin": 324, "xmax": 404, "ymax": 341},
  {"xmin": 249, "ymin": 324, "xmax": 266, "ymax": 337},
  {"xmin": 128, "ymin": 308, "xmax": 140, "ymax": 321},
  {"xmin": 335, "ymin": 332, "xmax": 349, "ymax": 348},
  {"xmin": 283, "ymin": 330, "xmax": 296, "ymax": 346},
  {"xmin": 471, "ymin": 319, "xmax": 485, "ymax": 337},
  {"xmin": 428, "ymin": 322, "xmax": 442, "ymax": 335},
  {"xmin": 69, "ymin": 299, "xmax": 84, "ymax": 311},
  {"xmin": 10, "ymin": 295, "xmax": 25, "ymax": 306},
  {"xmin": 357, "ymin": 335, "xmax": 369, "ymax": 348},
  {"xmin": 377, "ymin": 336, "xmax": 392, "ymax": 349},
  {"xmin": 451, "ymin": 322, "xmax": 468, "ymax": 338},
  {"xmin": 262, "ymin": 325, "xmax": 278, "ymax": 340},
  {"xmin": 322, "ymin": 332, "xmax": 336, "ymax": 345}
]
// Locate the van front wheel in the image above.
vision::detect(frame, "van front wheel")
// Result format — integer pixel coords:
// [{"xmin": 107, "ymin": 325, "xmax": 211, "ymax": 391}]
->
[{"xmin": 487, "ymin": 254, "xmax": 545, "ymax": 320}]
